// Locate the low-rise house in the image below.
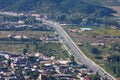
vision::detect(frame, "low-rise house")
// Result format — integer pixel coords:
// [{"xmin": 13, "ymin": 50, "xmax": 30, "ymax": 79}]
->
[
  {"xmin": 53, "ymin": 74, "xmax": 76, "ymax": 80},
  {"xmin": 59, "ymin": 65, "xmax": 69, "ymax": 73},
  {"xmin": 10, "ymin": 54, "xmax": 21, "ymax": 60},
  {"xmin": 31, "ymin": 14, "xmax": 40, "ymax": 17},
  {"xmin": 18, "ymin": 20, "xmax": 25, "ymax": 24},
  {"xmin": 8, "ymin": 34, "xmax": 28, "ymax": 39},
  {"xmin": 0, "ymin": 62, "xmax": 7, "ymax": 67},
  {"xmin": 84, "ymin": 76, "xmax": 91, "ymax": 80},
  {"xmin": 90, "ymin": 43, "xmax": 104, "ymax": 46},
  {"xmin": 80, "ymin": 68, "xmax": 91, "ymax": 74},
  {"xmin": 57, "ymin": 60, "xmax": 70, "ymax": 65},
  {"xmin": 1, "ymin": 76, "xmax": 17, "ymax": 80},
  {"xmin": 80, "ymin": 28, "xmax": 93, "ymax": 32}
]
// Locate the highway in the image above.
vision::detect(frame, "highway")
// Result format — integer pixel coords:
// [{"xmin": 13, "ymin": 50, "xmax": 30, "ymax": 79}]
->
[{"xmin": 42, "ymin": 20, "xmax": 116, "ymax": 80}]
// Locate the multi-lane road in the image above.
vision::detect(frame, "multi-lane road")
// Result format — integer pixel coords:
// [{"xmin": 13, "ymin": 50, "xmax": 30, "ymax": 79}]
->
[{"xmin": 42, "ymin": 19, "xmax": 116, "ymax": 80}]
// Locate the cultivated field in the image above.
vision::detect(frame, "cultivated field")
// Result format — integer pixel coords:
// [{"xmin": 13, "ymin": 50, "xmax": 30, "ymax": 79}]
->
[
  {"xmin": 63, "ymin": 25, "xmax": 120, "ymax": 78},
  {"xmin": 0, "ymin": 31, "xmax": 55, "ymax": 38}
]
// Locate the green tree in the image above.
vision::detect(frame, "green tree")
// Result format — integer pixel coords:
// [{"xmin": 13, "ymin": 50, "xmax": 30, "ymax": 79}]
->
[
  {"xmin": 7, "ymin": 59, "xmax": 11, "ymax": 66},
  {"xmin": 30, "ymin": 71, "xmax": 39, "ymax": 79},
  {"xmin": 92, "ymin": 47, "xmax": 101, "ymax": 54},
  {"xmin": 23, "ymin": 48, "xmax": 27, "ymax": 55},
  {"xmin": 70, "ymin": 55, "xmax": 77, "ymax": 65},
  {"xmin": 93, "ymin": 72, "xmax": 101, "ymax": 80},
  {"xmin": 28, "ymin": 56, "xmax": 37, "ymax": 63},
  {"xmin": 85, "ymin": 42, "xmax": 92, "ymax": 53},
  {"xmin": 25, "ymin": 43, "xmax": 29, "ymax": 49},
  {"xmin": 40, "ymin": 63, "xmax": 44, "ymax": 69}
]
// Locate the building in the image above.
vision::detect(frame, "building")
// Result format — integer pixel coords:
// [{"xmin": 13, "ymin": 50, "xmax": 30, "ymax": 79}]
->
[{"xmin": 80, "ymin": 28, "xmax": 93, "ymax": 32}]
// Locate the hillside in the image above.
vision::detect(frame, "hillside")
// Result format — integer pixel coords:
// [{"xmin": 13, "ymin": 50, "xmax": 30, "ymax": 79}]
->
[
  {"xmin": 84, "ymin": 0, "xmax": 120, "ymax": 6},
  {"xmin": 0, "ymin": 0, "xmax": 117, "ymax": 24},
  {"xmin": 0, "ymin": 0, "xmax": 116, "ymax": 16}
]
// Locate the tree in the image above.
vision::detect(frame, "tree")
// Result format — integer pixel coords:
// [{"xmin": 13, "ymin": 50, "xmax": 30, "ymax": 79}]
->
[
  {"xmin": 25, "ymin": 43, "xmax": 29, "ymax": 49},
  {"xmin": 28, "ymin": 56, "xmax": 37, "ymax": 63},
  {"xmin": 35, "ymin": 43, "xmax": 39, "ymax": 51},
  {"xmin": 93, "ymin": 72, "xmax": 101, "ymax": 80},
  {"xmin": 40, "ymin": 63, "xmax": 44, "ymax": 69},
  {"xmin": 107, "ymin": 54, "xmax": 120, "ymax": 63},
  {"xmin": 103, "ymin": 78, "xmax": 109, "ymax": 80},
  {"xmin": 7, "ymin": 59, "xmax": 11, "ymax": 66},
  {"xmin": 0, "ymin": 56, "xmax": 6, "ymax": 61},
  {"xmin": 23, "ymin": 48, "xmax": 27, "ymax": 55},
  {"xmin": 30, "ymin": 71, "xmax": 39, "ymax": 79},
  {"xmin": 70, "ymin": 55, "xmax": 77, "ymax": 65},
  {"xmin": 85, "ymin": 42, "xmax": 92, "ymax": 53},
  {"xmin": 42, "ymin": 75, "xmax": 57, "ymax": 80},
  {"xmin": 92, "ymin": 47, "xmax": 101, "ymax": 54}
]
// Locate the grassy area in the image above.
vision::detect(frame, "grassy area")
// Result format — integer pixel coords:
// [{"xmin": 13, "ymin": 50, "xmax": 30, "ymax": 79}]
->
[
  {"xmin": 83, "ymin": 28, "xmax": 120, "ymax": 36},
  {"xmin": 0, "ymin": 42, "xmax": 69, "ymax": 60},
  {"xmin": 0, "ymin": 56, "xmax": 6, "ymax": 61},
  {"xmin": 0, "ymin": 30, "xmax": 69, "ymax": 60},
  {"xmin": 79, "ymin": 46, "xmax": 118, "ymax": 78},
  {"xmin": 0, "ymin": 31, "xmax": 55, "ymax": 38},
  {"xmin": 38, "ymin": 43, "xmax": 69, "ymax": 60},
  {"xmin": 63, "ymin": 25, "xmax": 120, "ymax": 78},
  {"xmin": 79, "ymin": 46, "xmax": 105, "ymax": 64},
  {"xmin": 63, "ymin": 25, "xmax": 120, "ymax": 36},
  {"xmin": 62, "ymin": 25, "xmax": 99, "ymax": 29},
  {"xmin": 0, "ymin": 43, "xmax": 35, "ymax": 54},
  {"xmin": 103, "ymin": 63, "xmax": 116, "ymax": 78}
]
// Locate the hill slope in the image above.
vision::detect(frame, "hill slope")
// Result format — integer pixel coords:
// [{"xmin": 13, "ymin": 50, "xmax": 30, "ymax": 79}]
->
[
  {"xmin": 84, "ymin": 0, "xmax": 120, "ymax": 6},
  {"xmin": 0, "ymin": 0, "xmax": 116, "ymax": 17}
]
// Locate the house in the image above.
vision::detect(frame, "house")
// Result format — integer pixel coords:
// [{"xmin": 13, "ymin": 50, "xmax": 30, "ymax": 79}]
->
[
  {"xmin": 1, "ymin": 76, "xmax": 17, "ymax": 80},
  {"xmin": 57, "ymin": 60, "xmax": 70, "ymax": 65},
  {"xmin": 10, "ymin": 54, "xmax": 21, "ymax": 60},
  {"xmin": 38, "ymin": 74, "xmax": 42, "ymax": 80},
  {"xmin": 31, "ymin": 14, "xmax": 40, "ymax": 17},
  {"xmin": 0, "ymin": 52, "xmax": 10, "ymax": 59},
  {"xmin": 90, "ymin": 43, "xmax": 104, "ymax": 46},
  {"xmin": 53, "ymin": 74, "xmax": 76, "ymax": 80},
  {"xmin": 80, "ymin": 28, "xmax": 93, "ymax": 32},
  {"xmin": 0, "ymin": 62, "xmax": 7, "ymax": 67},
  {"xmin": 18, "ymin": 20, "xmax": 25, "ymax": 24},
  {"xmin": 80, "ymin": 68, "xmax": 90, "ymax": 74},
  {"xmin": 59, "ymin": 65, "xmax": 69, "ymax": 73},
  {"xmin": 8, "ymin": 34, "xmax": 28, "ymax": 39},
  {"xmin": 84, "ymin": 76, "xmax": 91, "ymax": 80}
]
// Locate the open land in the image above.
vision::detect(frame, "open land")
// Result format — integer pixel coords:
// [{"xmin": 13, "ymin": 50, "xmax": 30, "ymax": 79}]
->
[{"xmin": 63, "ymin": 25, "xmax": 120, "ymax": 79}]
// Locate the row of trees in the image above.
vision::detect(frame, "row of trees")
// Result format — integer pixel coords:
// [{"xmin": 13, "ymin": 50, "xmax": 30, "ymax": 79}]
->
[
  {"xmin": 106, "ymin": 54, "xmax": 120, "ymax": 77},
  {"xmin": 111, "ymin": 43, "xmax": 120, "ymax": 52},
  {"xmin": 85, "ymin": 43, "xmax": 101, "ymax": 55},
  {"xmin": 105, "ymin": 62, "xmax": 120, "ymax": 77},
  {"xmin": 107, "ymin": 54, "xmax": 120, "ymax": 63},
  {"xmin": 22, "ymin": 43, "xmax": 69, "ymax": 59}
]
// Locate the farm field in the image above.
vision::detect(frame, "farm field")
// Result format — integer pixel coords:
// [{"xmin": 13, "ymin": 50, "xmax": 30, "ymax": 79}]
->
[
  {"xmin": 0, "ymin": 31, "xmax": 55, "ymax": 38},
  {"xmin": 0, "ymin": 42, "xmax": 69, "ymax": 60},
  {"xmin": 63, "ymin": 25, "xmax": 120, "ymax": 78}
]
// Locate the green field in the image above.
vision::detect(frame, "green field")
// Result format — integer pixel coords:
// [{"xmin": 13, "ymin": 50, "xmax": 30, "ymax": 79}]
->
[
  {"xmin": 0, "ymin": 30, "xmax": 69, "ymax": 59},
  {"xmin": 84, "ymin": 28, "xmax": 120, "ymax": 36},
  {"xmin": 0, "ymin": 31, "xmax": 55, "ymax": 38},
  {"xmin": 0, "ymin": 42, "xmax": 69, "ymax": 60},
  {"xmin": 64, "ymin": 25, "xmax": 120, "ymax": 79}
]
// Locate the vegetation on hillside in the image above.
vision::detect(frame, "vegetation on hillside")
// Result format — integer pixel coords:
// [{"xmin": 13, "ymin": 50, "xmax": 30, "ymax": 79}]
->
[
  {"xmin": 0, "ymin": 0, "xmax": 116, "ymax": 18},
  {"xmin": 84, "ymin": 0, "xmax": 120, "ymax": 6}
]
